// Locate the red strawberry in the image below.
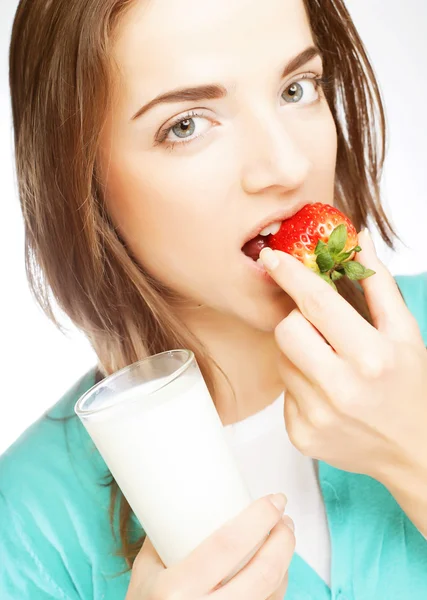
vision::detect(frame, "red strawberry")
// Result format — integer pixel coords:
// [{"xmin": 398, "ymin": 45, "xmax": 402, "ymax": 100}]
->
[{"xmin": 267, "ymin": 202, "xmax": 375, "ymax": 290}]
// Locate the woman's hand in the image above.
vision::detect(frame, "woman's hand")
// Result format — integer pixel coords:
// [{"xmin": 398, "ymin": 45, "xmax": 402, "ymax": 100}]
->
[
  {"xmin": 259, "ymin": 229, "xmax": 427, "ymax": 485},
  {"xmin": 125, "ymin": 494, "xmax": 295, "ymax": 600}
]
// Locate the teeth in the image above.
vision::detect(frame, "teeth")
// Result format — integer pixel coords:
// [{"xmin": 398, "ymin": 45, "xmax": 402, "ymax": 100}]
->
[{"xmin": 259, "ymin": 221, "xmax": 282, "ymax": 236}]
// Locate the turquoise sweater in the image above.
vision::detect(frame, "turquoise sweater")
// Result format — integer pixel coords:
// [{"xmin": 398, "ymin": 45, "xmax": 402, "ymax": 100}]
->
[{"xmin": 1, "ymin": 273, "xmax": 427, "ymax": 599}]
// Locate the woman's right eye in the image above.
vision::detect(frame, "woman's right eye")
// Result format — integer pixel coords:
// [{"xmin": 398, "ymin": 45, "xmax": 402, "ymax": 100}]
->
[{"xmin": 156, "ymin": 110, "xmax": 211, "ymax": 150}]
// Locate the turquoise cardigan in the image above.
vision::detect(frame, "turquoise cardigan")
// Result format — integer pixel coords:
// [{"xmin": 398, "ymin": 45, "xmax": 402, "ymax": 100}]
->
[{"xmin": 1, "ymin": 272, "xmax": 427, "ymax": 599}]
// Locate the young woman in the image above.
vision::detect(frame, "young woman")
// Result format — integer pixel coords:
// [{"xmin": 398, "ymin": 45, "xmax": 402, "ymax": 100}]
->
[{"xmin": 1, "ymin": 0, "xmax": 427, "ymax": 598}]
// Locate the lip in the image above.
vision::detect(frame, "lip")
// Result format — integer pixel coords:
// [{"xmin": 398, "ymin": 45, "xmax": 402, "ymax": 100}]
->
[
  {"xmin": 242, "ymin": 253, "xmax": 278, "ymax": 285},
  {"xmin": 240, "ymin": 203, "xmax": 309, "ymax": 249}
]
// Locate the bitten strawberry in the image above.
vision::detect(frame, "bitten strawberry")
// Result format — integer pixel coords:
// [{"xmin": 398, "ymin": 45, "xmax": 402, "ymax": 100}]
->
[{"xmin": 267, "ymin": 202, "xmax": 375, "ymax": 290}]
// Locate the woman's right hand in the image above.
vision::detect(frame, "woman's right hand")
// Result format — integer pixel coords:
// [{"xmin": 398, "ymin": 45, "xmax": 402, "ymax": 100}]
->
[{"xmin": 125, "ymin": 493, "xmax": 295, "ymax": 600}]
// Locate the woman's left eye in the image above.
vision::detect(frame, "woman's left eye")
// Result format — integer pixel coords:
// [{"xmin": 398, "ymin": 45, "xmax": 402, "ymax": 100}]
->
[{"xmin": 281, "ymin": 76, "xmax": 323, "ymax": 104}]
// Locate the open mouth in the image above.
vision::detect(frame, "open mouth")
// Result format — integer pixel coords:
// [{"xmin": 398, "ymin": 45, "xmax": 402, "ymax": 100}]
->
[{"xmin": 241, "ymin": 220, "xmax": 282, "ymax": 262}]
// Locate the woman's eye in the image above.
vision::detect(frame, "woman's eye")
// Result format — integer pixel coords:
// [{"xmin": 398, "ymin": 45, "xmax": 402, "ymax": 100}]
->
[
  {"xmin": 158, "ymin": 111, "xmax": 210, "ymax": 149},
  {"xmin": 281, "ymin": 77, "xmax": 321, "ymax": 104},
  {"xmin": 171, "ymin": 118, "xmax": 196, "ymax": 139}
]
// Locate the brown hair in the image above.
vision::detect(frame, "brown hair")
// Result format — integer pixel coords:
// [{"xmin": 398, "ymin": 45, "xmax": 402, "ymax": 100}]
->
[{"xmin": 9, "ymin": 0, "xmax": 399, "ymax": 570}]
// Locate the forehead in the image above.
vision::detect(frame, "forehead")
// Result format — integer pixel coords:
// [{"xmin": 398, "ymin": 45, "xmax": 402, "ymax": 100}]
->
[{"xmin": 112, "ymin": 0, "xmax": 314, "ymax": 101}]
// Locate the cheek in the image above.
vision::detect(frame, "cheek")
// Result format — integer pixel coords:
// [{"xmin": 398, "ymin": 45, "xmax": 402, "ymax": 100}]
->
[
  {"xmin": 300, "ymin": 106, "xmax": 338, "ymax": 187},
  {"xmin": 316, "ymin": 107, "xmax": 338, "ymax": 168},
  {"xmin": 103, "ymin": 155, "xmax": 223, "ymax": 286}
]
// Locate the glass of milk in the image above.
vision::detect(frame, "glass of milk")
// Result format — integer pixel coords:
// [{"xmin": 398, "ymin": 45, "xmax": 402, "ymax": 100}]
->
[{"xmin": 75, "ymin": 350, "xmax": 262, "ymax": 584}]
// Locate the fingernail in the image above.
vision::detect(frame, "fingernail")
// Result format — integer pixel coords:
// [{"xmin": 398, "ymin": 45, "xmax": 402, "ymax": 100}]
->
[
  {"xmin": 282, "ymin": 516, "xmax": 295, "ymax": 532},
  {"xmin": 260, "ymin": 247, "xmax": 280, "ymax": 270},
  {"xmin": 361, "ymin": 227, "xmax": 376, "ymax": 253},
  {"xmin": 270, "ymin": 493, "xmax": 287, "ymax": 513},
  {"xmin": 361, "ymin": 227, "xmax": 375, "ymax": 245}
]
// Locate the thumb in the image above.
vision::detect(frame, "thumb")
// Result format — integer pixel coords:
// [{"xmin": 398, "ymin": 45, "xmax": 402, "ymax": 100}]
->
[
  {"xmin": 269, "ymin": 572, "xmax": 289, "ymax": 599},
  {"xmin": 133, "ymin": 535, "xmax": 167, "ymax": 577},
  {"xmin": 126, "ymin": 537, "xmax": 166, "ymax": 599},
  {"xmin": 355, "ymin": 228, "xmax": 377, "ymax": 263}
]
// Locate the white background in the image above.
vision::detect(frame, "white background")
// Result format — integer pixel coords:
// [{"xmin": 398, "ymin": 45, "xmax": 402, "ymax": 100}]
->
[{"xmin": 1, "ymin": 0, "xmax": 426, "ymax": 454}]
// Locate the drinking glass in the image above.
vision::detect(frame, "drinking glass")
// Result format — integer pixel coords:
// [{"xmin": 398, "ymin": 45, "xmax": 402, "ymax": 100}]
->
[{"xmin": 75, "ymin": 350, "xmax": 262, "ymax": 583}]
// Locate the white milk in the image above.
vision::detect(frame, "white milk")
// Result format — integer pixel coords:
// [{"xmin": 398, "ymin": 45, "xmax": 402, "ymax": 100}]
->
[{"xmin": 81, "ymin": 371, "xmax": 255, "ymax": 571}]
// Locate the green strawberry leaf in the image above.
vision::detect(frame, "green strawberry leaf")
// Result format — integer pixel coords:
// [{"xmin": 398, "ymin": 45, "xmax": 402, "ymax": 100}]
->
[
  {"xmin": 327, "ymin": 224, "xmax": 347, "ymax": 257},
  {"xmin": 342, "ymin": 262, "xmax": 376, "ymax": 280},
  {"xmin": 356, "ymin": 268, "xmax": 376, "ymax": 280},
  {"xmin": 316, "ymin": 250, "xmax": 335, "ymax": 273},
  {"xmin": 318, "ymin": 273, "xmax": 337, "ymax": 291},
  {"xmin": 335, "ymin": 250, "xmax": 354, "ymax": 263},
  {"xmin": 315, "ymin": 240, "xmax": 328, "ymax": 255},
  {"xmin": 335, "ymin": 245, "xmax": 363, "ymax": 263}
]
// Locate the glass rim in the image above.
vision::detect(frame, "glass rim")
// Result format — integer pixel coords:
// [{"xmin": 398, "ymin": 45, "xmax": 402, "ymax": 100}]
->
[{"xmin": 74, "ymin": 349, "xmax": 194, "ymax": 418}]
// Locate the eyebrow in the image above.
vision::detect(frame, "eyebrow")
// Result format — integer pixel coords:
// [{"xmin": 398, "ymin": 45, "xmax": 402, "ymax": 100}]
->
[{"xmin": 131, "ymin": 45, "xmax": 322, "ymax": 121}]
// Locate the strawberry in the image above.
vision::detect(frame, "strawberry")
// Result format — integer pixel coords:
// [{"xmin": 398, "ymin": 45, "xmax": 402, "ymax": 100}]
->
[{"xmin": 267, "ymin": 202, "xmax": 375, "ymax": 290}]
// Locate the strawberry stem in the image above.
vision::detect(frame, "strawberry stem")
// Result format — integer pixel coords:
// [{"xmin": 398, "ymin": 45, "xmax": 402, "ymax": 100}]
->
[{"xmin": 315, "ymin": 226, "xmax": 376, "ymax": 290}]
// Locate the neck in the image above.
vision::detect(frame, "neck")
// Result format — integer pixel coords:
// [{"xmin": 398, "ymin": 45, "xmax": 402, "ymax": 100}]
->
[{"xmin": 181, "ymin": 306, "xmax": 285, "ymax": 426}]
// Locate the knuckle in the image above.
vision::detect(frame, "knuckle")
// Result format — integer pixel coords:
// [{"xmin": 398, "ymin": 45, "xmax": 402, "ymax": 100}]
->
[
  {"xmin": 275, "ymin": 309, "xmax": 299, "ymax": 340},
  {"xmin": 359, "ymin": 359, "xmax": 381, "ymax": 380},
  {"xmin": 308, "ymin": 405, "xmax": 332, "ymax": 429},
  {"xmin": 358, "ymin": 346, "xmax": 395, "ymax": 380},
  {"xmin": 287, "ymin": 420, "xmax": 312, "ymax": 456},
  {"xmin": 286, "ymin": 418, "xmax": 313, "ymax": 455},
  {"xmin": 300, "ymin": 289, "xmax": 330, "ymax": 319},
  {"xmin": 213, "ymin": 526, "xmax": 242, "ymax": 558},
  {"xmin": 257, "ymin": 556, "xmax": 283, "ymax": 589}
]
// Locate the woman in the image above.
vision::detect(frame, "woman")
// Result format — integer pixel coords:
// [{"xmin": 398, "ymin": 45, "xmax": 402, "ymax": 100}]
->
[{"xmin": 1, "ymin": 0, "xmax": 427, "ymax": 598}]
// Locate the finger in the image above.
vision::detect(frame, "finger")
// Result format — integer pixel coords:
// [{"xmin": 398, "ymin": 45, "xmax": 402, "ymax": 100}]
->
[
  {"xmin": 275, "ymin": 308, "xmax": 345, "ymax": 388},
  {"xmin": 210, "ymin": 519, "xmax": 295, "ymax": 600},
  {"xmin": 129, "ymin": 536, "xmax": 166, "ymax": 592},
  {"xmin": 284, "ymin": 390, "xmax": 318, "ymax": 455},
  {"xmin": 355, "ymin": 229, "xmax": 423, "ymax": 343},
  {"xmin": 269, "ymin": 572, "xmax": 289, "ymax": 600},
  {"xmin": 281, "ymin": 515, "xmax": 296, "ymax": 533},
  {"xmin": 284, "ymin": 389, "xmax": 300, "ymax": 433},
  {"xmin": 279, "ymin": 352, "xmax": 324, "ymax": 419},
  {"xmin": 281, "ymin": 356, "xmax": 340, "ymax": 451},
  {"xmin": 170, "ymin": 495, "xmax": 286, "ymax": 597},
  {"xmin": 260, "ymin": 247, "xmax": 379, "ymax": 361}
]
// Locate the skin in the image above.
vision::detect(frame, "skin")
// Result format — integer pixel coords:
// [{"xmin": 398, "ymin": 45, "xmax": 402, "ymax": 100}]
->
[
  {"xmin": 98, "ymin": 0, "xmax": 337, "ymax": 424},
  {"xmin": 100, "ymin": 0, "xmax": 427, "ymax": 584},
  {"xmin": 258, "ymin": 239, "xmax": 427, "ymax": 536}
]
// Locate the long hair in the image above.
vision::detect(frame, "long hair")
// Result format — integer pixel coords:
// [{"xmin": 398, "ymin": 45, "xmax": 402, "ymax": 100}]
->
[{"xmin": 9, "ymin": 0, "xmax": 398, "ymax": 569}]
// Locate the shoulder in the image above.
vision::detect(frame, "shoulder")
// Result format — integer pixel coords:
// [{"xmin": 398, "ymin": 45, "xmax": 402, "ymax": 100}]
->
[
  {"xmin": 394, "ymin": 271, "xmax": 427, "ymax": 344},
  {"xmin": 0, "ymin": 367, "xmax": 102, "ymax": 499},
  {"xmin": 0, "ymin": 368, "xmax": 130, "ymax": 598}
]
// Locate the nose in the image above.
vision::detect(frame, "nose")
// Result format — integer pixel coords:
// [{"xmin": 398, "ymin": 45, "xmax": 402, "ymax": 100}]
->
[{"xmin": 239, "ymin": 114, "xmax": 311, "ymax": 195}]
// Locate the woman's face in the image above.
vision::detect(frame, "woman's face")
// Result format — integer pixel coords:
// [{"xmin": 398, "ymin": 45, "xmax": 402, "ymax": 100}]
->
[{"xmin": 99, "ymin": 0, "xmax": 337, "ymax": 331}]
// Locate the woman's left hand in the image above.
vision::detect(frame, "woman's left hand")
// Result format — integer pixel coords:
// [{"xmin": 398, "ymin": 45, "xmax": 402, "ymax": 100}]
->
[{"xmin": 260, "ymin": 229, "xmax": 427, "ymax": 484}]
